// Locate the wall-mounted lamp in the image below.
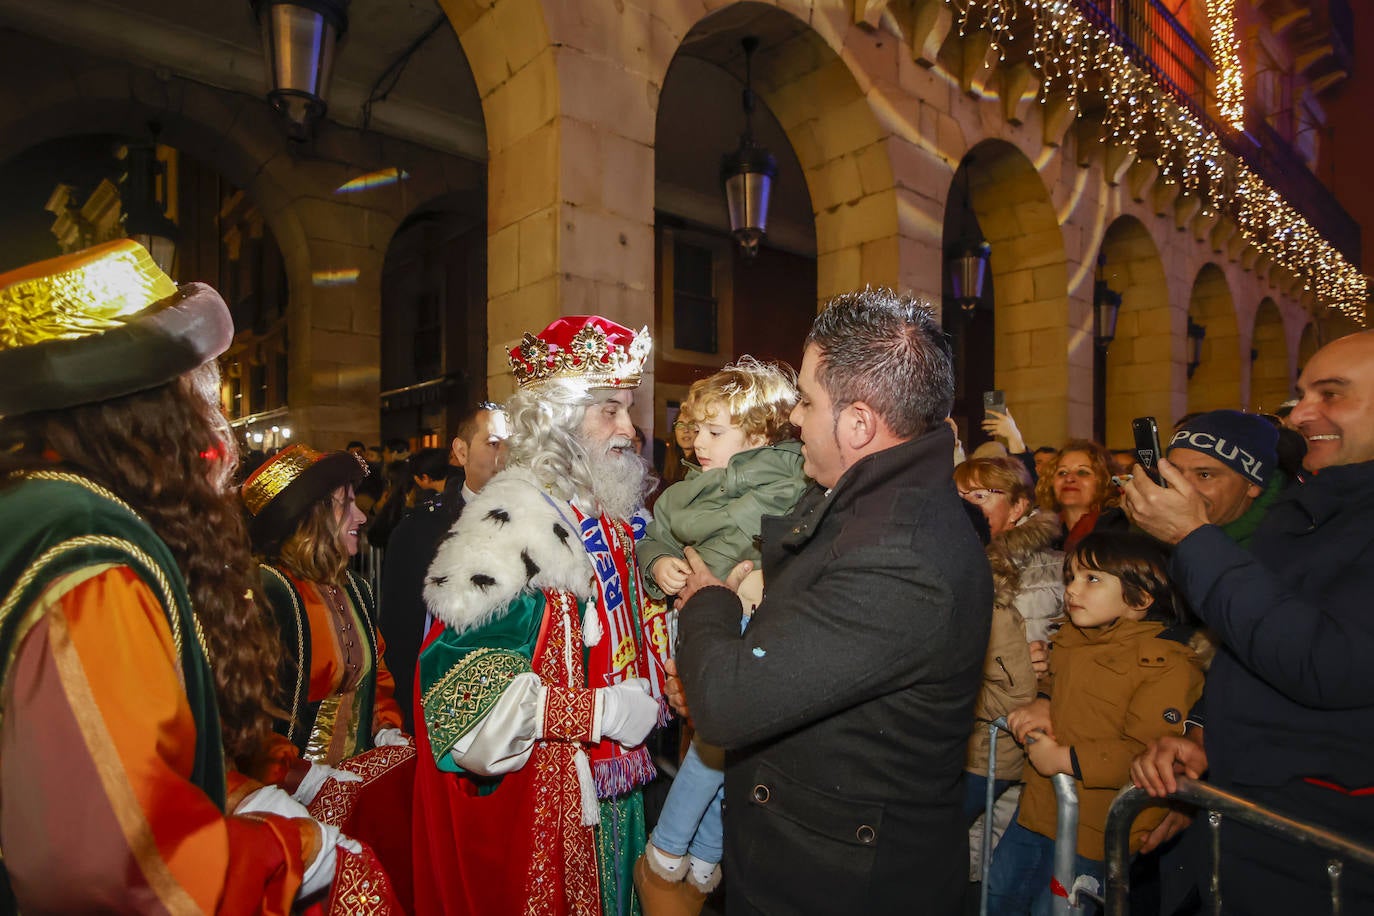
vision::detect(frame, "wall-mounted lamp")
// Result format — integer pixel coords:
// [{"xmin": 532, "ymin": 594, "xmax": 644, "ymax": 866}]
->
[
  {"xmin": 253, "ymin": 0, "xmax": 349, "ymax": 140},
  {"xmin": 720, "ymin": 36, "xmax": 776, "ymax": 259},
  {"xmin": 1186, "ymin": 317, "xmax": 1207, "ymax": 379}
]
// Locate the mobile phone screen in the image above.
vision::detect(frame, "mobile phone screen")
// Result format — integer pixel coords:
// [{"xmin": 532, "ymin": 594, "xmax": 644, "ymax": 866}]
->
[{"xmin": 983, "ymin": 389, "xmax": 1006, "ymax": 419}]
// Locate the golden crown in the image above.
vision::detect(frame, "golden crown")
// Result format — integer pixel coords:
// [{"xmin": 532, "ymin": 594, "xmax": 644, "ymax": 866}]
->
[{"xmin": 507, "ymin": 316, "xmax": 651, "ymax": 391}]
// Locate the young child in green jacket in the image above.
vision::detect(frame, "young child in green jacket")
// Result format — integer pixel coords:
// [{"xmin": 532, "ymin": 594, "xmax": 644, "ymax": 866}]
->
[{"xmin": 633, "ymin": 356, "xmax": 808, "ymax": 911}]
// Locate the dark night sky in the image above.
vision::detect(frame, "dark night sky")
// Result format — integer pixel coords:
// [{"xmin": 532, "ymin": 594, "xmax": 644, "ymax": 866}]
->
[{"xmin": 0, "ymin": 134, "xmax": 129, "ymax": 273}]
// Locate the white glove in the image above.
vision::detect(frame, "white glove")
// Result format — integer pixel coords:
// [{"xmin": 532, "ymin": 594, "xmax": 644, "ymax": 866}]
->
[
  {"xmin": 292, "ymin": 760, "xmax": 363, "ymax": 806},
  {"xmin": 598, "ymin": 678, "xmax": 658, "ymax": 749},
  {"xmin": 298, "ymin": 820, "xmax": 363, "ymax": 900},
  {"xmin": 233, "ymin": 786, "xmax": 360, "ymax": 900},
  {"xmin": 373, "ymin": 727, "xmax": 410, "ymax": 747}
]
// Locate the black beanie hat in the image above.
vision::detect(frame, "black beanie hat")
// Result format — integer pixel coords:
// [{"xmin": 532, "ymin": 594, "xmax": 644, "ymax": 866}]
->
[{"xmin": 1168, "ymin": 410, "xmax": 1278, "ymax": 487}]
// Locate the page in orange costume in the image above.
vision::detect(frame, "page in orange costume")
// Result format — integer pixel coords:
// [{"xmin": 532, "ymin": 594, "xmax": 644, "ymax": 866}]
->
[{"xmin": 0, "ymin": 567, "xmax": 308, "ymax": 913}]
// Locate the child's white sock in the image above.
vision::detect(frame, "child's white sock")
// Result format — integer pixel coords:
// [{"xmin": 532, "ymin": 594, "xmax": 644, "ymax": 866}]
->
[
  {"xmin": 646, "ymin": 844, "xmax": 687, "ymax": 880},
  {"xmin": 686, "ymin": 856, "xmax": 722, "ymax": 892}
]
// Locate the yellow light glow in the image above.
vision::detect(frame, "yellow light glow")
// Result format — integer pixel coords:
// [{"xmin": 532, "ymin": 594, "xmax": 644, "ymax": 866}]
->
[
  {"xmin": 948, "ymin": 0, "xmax": 1366, "ymax": 322},
  {"xmin": 1205, "ymin": 0, "xmax": 1245, "ymax": 131},
  {"xmin": 311, "ymin": 268, "xmax": 361, "ymax": 287},
  {"xmin": 334, "ymin": 167, "xmax": 410, "ymax": 194}
]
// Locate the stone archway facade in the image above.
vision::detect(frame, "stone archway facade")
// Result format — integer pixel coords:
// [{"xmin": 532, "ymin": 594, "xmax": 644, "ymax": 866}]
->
[{"xmin": 0, "ymin": 29, "xmax": 484, "ymax": 447}]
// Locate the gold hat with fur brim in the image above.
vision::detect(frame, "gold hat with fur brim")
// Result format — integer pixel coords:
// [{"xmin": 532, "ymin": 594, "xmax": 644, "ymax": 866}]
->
[{"xmin": 0, "ymin": 239, "xmax": 234, "ymax": 419}]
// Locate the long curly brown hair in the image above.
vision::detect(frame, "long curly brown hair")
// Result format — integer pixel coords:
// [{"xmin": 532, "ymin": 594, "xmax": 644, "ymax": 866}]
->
[
  {"xmin": 1034, "ymin": 438, "xmax": 1120, "ymax": 515},
  {"xmin": 0, "ymin": 363, "xmax": 282, "ymax": 768}
]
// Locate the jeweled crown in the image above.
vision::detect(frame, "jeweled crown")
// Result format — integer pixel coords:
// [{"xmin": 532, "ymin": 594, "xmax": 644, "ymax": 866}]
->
[{"xmin": 507, "ymin": 315, "xmax": 651, "ymax": 391}]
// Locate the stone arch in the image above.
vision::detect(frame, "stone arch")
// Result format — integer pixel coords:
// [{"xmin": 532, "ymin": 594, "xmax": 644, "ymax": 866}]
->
[
  {"xmin": 653, "ymin": 1, "xmax": 902, "ymax": 301},
  {"xmin": 1250, "ymin": 298, "xmax": 1291, "ymax": 413},
  {"xmin": 378, "ymin": 188, "xmax": 488, "ymax": 444},
  {"xmin": 1186, "ymin": 264, "xmax": 1242, "ymax": 412},
  {"xmin": 951, "ymin": 139, "xmax": 1068, "ymax": 447},
  {"xmin": 1101, "ymin": 215, "xmax": 1172, "ymax": 449}
]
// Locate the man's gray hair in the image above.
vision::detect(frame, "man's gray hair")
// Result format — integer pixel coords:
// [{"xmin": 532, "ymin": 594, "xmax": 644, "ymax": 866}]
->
[
  {"xmin": 503, "ymin": 379, "xmax": 601, "ymax": 510},
  {"xmin": 806, "ymin": 287, "xmax": 954, "ymax": 439}
]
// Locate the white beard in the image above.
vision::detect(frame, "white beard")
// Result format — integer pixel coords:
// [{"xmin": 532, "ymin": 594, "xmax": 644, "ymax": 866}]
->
[{"xmin": 584, "ymin": 437, "xmax": 648, "ymax": 520}]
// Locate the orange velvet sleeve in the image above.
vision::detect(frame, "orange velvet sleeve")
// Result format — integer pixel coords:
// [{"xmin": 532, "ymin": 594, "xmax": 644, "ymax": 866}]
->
[{"xmin": 0, "ymin": 566, "xmax": 309, "ymax": 914}]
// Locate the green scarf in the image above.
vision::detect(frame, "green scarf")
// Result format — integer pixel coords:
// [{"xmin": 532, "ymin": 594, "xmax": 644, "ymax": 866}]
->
[{"xmin": 1220, "ymin": 469, "xmax": 1286, "ymax": 547}]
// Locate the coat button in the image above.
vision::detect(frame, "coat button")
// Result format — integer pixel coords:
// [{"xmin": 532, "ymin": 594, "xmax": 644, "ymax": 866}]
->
[
  {"xmin": 856, "ymin": 824, "xmax": 876, "ymax": 844},
  {"xmin": 752, "ymin": 784, "xmax": 770, "ymax": 804}
]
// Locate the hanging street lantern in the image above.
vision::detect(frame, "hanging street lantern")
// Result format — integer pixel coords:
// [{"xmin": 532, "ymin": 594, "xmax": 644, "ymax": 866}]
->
[
  {"xmin": 119, "ymin": 140, "xmax": 179, "ymax": 276},
  {"xmin": 253, "ymin": 0, "xmax": 349, "ymax": 140},
  {"xmin": 948, "ymin": 240, "xmax": 991, "ymax": 315},
  {"xmin": 720, "ymin": 36, "xmax": 777, "ymax": 259}
]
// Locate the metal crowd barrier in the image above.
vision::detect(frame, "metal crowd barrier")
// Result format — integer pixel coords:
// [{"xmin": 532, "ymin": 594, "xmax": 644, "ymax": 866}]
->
[
  {"xmin": 977, "ymin": 718, "xmax": 1102, "ymax": 916},
  {"xmin": 1103, "ymin": 778, "xmax": 1374, "ymax": 916}
]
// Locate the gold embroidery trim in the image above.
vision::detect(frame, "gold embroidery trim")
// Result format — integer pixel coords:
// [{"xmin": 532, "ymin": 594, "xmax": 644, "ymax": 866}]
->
[
  {"xmin": 422, "ymin": 647, "xmax": 529, "ymax": 759},
  {"xmin": 6, "ymin": 471, "xmax": 212, "ymax": 665},
  {"xmin": 260, "ymin": 564, "xmax": 306, "ymax": 741}
]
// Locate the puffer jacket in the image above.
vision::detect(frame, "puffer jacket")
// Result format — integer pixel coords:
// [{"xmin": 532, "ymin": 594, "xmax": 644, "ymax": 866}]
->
[
  {"xmin": 965, "ymin": 509, "xmax": 1061, "ymax": 779},
  {"xmin": 637, "ymin": 439, "xmax": 806, "ymax": 597},
  {"xmin": 1019, "ymin": 618, "xmax": 1205, "ymax": 860},
  {"xmin": 965, "ymin": 603, "xmax": 1035, "ymax": 779},
  {"xmin": 989, "ymin": 508, "xmax": 1064, "ymax": 644}
]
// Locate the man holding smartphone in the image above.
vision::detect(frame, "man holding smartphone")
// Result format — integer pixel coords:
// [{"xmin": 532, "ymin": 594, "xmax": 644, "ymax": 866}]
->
[{"xmin": 1122, "ymin": 331, "xmax": 1374, "ymax": 912}]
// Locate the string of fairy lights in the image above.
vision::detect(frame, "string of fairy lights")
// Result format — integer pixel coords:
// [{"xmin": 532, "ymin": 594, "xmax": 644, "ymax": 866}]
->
[{"xmin": 950, "ymin": 0, "xmax": 1367, "ymax": 321}]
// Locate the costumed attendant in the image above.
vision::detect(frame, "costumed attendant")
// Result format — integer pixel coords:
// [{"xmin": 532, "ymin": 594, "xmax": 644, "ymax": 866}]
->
[
  {"xmin": 241, "ymin": 445, "xmax": 416, "ymax": 905},
  {"xmin": 0, "ymin": 240, "xmax": 384, "ymax": 912},
  {"xmin": 413, "ymin": 316, "xmax": 672, "ymax": 916},
  {"xmin": 633, "ymin": 357, "xmax": 807, "ymax": 914}
]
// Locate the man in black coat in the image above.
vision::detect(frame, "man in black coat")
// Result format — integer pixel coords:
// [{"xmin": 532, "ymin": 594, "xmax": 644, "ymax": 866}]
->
[
  {"xmin": 378, "ymin": 403, "xmax": 507, "ymax": 730},
  {"xmin": 1126, "ymin": 330, "xmax": 1374, "ymax": 912},
  {"xmin": 673, "ymin": 289, "xmax": 992, "ymax": 915}
]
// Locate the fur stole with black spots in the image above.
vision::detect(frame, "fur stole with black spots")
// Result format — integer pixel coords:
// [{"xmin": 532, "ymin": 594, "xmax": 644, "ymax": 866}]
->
[{"xmin": 423, "ymin": 467, "xmax": 596, "ymax": 636}]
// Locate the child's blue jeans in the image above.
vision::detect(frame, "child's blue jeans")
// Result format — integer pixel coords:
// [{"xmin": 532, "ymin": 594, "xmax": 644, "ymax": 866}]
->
[
  {"xmin": 986, "ymin": 816, "xmax": 1103, "ymax": 916},
  {"xmin": 648, "ymin": 741, "xmax": 724, "ymax": 864}
]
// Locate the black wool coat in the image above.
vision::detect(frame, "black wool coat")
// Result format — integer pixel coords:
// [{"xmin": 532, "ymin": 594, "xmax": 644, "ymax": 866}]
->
[{"xmin": 677, "ymin": 426, "xmax": 992, "ymax": 915}]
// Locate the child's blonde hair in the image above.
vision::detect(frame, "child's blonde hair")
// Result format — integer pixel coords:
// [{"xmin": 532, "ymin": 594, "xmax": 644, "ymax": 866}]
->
[{"xmin": 684, "ymin": 356, "xmax": 798, "ymax": 445}]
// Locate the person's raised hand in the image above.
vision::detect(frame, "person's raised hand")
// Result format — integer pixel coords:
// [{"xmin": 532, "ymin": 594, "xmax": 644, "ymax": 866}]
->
[
  {"xmin": 1121, "ymin": 457, "xmax": 1211, "ymax": 544},
  {"xmin": 980, "ymin": 409, "xmax": 1026, "ymax": 454}
]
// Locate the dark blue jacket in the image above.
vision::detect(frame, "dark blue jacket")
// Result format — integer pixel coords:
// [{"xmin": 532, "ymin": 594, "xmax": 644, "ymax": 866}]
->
[{"xmin": 1169, "ymin": 459, "xmax": 1374, "ymax": 792}]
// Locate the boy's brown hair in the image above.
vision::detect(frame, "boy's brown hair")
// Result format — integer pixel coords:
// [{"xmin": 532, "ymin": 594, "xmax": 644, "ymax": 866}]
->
[{"xmin": 684, "ymin": 356, "xmax": 798, "ymax": 445}]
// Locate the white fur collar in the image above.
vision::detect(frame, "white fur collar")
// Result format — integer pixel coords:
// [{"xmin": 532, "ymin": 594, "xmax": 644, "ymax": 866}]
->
[{"xmin": 423, "ymin": 467, "xmax": 596, "ymax": 635}]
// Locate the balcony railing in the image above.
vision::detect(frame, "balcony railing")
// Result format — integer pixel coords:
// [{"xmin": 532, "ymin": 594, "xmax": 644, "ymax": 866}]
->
[{"xmin": 1074, "ymin": 0, "xmax": 1362, "ymax": 267}]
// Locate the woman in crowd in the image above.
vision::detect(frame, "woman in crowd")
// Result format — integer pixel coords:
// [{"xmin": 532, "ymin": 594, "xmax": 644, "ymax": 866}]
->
[
  {"xmin": 1034, "ymin": 438, "xmax": 1127, "ymax": 552},
  {"xmin": 241, "ymin": 445, "xmax": 409, "ymax": 783},
  {"xmin": 661, "ymin": 413, "xmax": 698, "ymax": 485},
  {"xmin": 955, "ymin": 457, "xmax": 1064, "ymax": 876}
]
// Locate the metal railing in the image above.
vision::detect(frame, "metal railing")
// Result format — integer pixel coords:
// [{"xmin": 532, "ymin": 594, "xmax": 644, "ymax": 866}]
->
[{"xmin": 1103, "ymin": 778, "xmax": 1374, "ymax": 915}]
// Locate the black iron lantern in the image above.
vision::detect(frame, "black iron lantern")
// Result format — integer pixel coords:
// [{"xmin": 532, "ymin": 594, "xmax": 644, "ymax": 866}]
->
[
  {"xmin": 720, "ymin": 36, "xmax": 776, "ymax": 259},
  {"xmin": 948, "ymin": 241, "xmax": 991, "ymax": 314},
  {"xmin": 120, "ymin": 140, "xmax": 179, "ymax": 275},
  {"xmin": 253, "ymin": 0, "xmax": 349, "ymax": 140},
  {"xmin": 1094, "ymin": 266, "xmax": 1122, "ymax": 350},
  {"xmin": 1186, "ymin": 317, "xmax": 1207, "ymax": 378}
]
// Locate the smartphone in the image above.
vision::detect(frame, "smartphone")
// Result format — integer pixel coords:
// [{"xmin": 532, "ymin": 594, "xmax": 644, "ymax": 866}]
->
[
  {"xmin": 983, "ymin": 389, "xmax": 1006, "ymax": 420},
  {"xmin": 1131, "ymin": 416, "xmax": 1166, "ymax": 487}
]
